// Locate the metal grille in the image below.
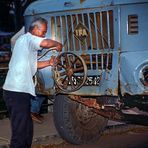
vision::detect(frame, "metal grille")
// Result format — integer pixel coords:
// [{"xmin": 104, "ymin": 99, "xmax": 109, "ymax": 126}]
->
[
  {"xmin": 128, "ymin": 14, "xmax": 138, "ymax": 34},
  {"xmin": 51, "ymin": 10, "xmax": 114, "ymax": 71}
]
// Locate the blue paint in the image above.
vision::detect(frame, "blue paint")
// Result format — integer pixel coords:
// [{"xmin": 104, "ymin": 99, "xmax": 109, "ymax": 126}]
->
[{"xmin": 24, "ymin": 0, "xmax": 148, "ymax": 96}]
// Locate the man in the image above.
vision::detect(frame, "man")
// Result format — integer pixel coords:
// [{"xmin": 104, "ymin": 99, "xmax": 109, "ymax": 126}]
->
[
  {"xmin": 3, "ymin": 17, "xmax": 62, "ymax": 148},
  {"xmin": 10, "ymin": 26, "xmax": 47, "ymax": 124}
]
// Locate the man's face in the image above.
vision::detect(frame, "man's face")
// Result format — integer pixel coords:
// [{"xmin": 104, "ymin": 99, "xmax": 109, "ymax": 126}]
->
[{"xmin": 33, "ymin": 23, "xmax": 47, "ymax": 38}]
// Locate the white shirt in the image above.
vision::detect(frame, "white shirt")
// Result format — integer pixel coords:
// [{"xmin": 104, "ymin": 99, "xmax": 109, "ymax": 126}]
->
[{"xmin": 3, "ymin": 32, "xmax": 45, "ymax": 96}]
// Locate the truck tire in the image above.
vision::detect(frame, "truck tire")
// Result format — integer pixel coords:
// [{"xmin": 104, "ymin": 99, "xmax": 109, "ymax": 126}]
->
[{"xmin": 53, "ymin": 94, "xmax": 108, "ymax": 144}]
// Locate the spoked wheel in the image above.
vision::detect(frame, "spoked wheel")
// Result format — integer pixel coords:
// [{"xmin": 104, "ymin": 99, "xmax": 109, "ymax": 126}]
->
[{"xmin": 53, "ymin": 52, "xmax": 87, "ymax": 92}]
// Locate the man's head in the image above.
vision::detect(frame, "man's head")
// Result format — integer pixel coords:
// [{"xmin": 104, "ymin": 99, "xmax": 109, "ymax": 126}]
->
[{"xmin": 29, "ymin": 17, "xmax": 47, "ymax": 38}]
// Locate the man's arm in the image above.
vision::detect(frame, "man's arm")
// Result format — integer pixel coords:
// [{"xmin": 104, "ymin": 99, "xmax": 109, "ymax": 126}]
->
[
  {"xmin": 40, "ymin": 39, "xmax": 62, "ymax": 52},
  {"xmin": 37, "ymin": 56, "xmax": 56, "ymax": 69},
  {"xmin": 37, "ymin": 39, "xmax": 62, "ymax": 69}
]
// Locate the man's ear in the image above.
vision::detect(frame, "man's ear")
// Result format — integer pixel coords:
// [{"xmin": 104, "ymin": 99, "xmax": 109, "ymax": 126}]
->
[
  {"xmin": 34, "ymin": 26, "xmax": 38, "ymax": 31},
  {"xmin": 32, "ymin": 26, "xmax": 39, "ymax": 35}
]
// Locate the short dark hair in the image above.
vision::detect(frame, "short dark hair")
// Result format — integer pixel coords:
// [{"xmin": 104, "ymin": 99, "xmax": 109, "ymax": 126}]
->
[{"xmin": 29, "ymin": 17, "xmax": 47, "ymax": 32}]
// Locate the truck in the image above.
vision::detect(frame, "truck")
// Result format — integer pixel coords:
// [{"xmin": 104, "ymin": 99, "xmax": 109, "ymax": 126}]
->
[{"xmin": 24, "ymin": 0, "xmax": 148, "ymax": 144}]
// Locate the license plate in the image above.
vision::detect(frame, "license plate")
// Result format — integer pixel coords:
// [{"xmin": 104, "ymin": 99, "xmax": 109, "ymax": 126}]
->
[{"xmin": 71, "ymin": 76, "xmax": 101, "ymax": 86}]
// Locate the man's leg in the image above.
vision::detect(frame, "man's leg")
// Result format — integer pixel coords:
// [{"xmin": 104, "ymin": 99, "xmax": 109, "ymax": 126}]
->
[
  {"xmin": 3, "ymin": 90, "xmax": 33, "ymax": 148},
  {"xmin": 31, "ymin": 96, "xmax": 45, "ymax": 113},
  {"xmin": 31, "ymin": 96, "xmax": 45, "ymax": 123}
]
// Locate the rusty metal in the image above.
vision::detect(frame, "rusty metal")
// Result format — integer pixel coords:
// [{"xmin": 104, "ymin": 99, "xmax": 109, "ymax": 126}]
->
[
  {"xmin": 69, "ymin": 95, "xmax": 148, "ymax": 125},
  {"xmin": 69, "ymin": 95, "xmax": 125, "ymax": 121},
  {"xmin": 70, "ymin": 95, "xmax": 101, "ymax": 109},
  {"xmin": 92, "ymin": 107, "xmax": 124, "ymax": 121}
]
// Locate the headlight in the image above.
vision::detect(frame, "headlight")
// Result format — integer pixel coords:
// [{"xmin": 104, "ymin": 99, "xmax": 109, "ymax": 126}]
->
[{"xmin": 139, "ymin": 66, "xmax": 148, "ymax": 87}]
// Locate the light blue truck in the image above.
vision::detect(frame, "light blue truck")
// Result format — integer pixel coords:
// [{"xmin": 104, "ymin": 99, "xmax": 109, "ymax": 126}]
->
[{"xmin": 24, "ymin": 0, "xmax": 148, "ymax": 144}]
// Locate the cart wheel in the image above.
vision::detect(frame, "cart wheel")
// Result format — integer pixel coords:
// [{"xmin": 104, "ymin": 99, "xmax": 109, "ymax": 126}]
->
[{"xmin": 53, "ymin": 52, "xmax": 87, "ymax": 92}]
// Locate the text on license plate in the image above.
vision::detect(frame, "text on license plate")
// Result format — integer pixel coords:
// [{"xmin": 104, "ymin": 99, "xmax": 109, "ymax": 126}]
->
[{"xmin": 71, "ymin": 76, "xmax": 101, "ymax": 86}]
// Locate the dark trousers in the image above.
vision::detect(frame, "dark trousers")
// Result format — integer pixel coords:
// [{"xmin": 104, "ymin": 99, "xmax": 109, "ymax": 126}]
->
[{"xmin": 3, "ymin": 90, "xmax": 33, "ymax": 148}]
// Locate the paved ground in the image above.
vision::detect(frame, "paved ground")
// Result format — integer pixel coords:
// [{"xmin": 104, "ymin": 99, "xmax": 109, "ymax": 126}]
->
[
  {"xmin": 0, "ymin": 112, "xmax": 147, "ymax": 148},
  {"xmin": 0, "ymin": 112, "xmax": 62, "ymax": 147}
]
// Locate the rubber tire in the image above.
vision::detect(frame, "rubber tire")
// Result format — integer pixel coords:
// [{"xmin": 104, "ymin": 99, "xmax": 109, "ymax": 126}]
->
[{"xmin": 53, "ymin": 94, "xmax": 108, "ymax": 144}]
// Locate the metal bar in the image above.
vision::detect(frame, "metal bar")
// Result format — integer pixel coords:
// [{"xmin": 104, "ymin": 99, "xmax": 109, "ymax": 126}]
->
[
  {"xmin": 70, "ymin": 15, "xmax": 76, "ymax": 51},
  {"xmin": 76, "ymin": 14, "xmax": 82, "ymax": 51},
  {"xmin": 118, "ymin": 6, "xmax": 121, "ymax": 48},
  {"xmin": 65, "ymin": 15, "xmax": 70, "ymax": 51},
  {"xmin": 55, "ymin": 16, "xmax": 58, "ymax": 40},
  {"xmin": 100, "ymin": 12, "xmax": 104, "ymax": 69},
  {"xmin": 51, "ymin": 17, "xmax": 56, "ymax": 40},
  {"xmin": 94, "ymin": 12, "xmax": 99, "ymax": 50},
  {"xmin": 93, "ymin": 12, "xmax": 99, "ymax": 70},
  {"xmin": 82, "ymin": 13, "xmax": 88, "ymax": 50},
  {"xmin": 90, "ymin": 54, "xmax": 93, "ymax": 69},
  {"xmin": 59, "ymin": 16, "xmax": 64, "ymax": 50},
  {"xmin": 101, "ymin": 52, "xmax": 104, "ymax": 70},
  {"xmin": 100, "ymin": 12, "xmax": 104, "ymax": 49},
  {"xmin": 106, "ymin": 11, "xmax": 111, "ymax": 69},
  {"xmin": 87, "ymin": 13, "xmax": 93, "ymax": 50},
  {"xmin": 107, "ymin": 11, "xmax": 111, "ymax": 49},
  {"xmin": 96, "ymin": 54, "xmax": 98, "ymax": 70}
]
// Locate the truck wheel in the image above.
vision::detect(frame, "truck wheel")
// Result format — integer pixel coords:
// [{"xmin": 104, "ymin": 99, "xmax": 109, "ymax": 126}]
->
[{"xmin": 53, "ymin": 94, "xmax": 108, "ymax": 144}]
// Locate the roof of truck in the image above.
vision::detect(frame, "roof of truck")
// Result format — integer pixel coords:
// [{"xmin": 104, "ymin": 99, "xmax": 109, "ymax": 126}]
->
[{"xmin": 24, "ymin": 0, "xmax": 147, "ymax": 16}]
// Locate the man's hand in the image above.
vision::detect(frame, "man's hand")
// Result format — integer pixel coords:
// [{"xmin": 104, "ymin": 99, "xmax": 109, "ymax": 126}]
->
[
  {"xmin": 56, "ymin": 43, "xmax": 63, "ymax": 52},
  {"xmin": 49, "ymin": 56, "xmax": 57, "ymax": 66}
]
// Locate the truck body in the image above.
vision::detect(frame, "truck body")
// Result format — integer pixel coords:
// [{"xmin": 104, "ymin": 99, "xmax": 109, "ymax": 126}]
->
[{"xmin": 24, "ymin": 0, "xmax": 148, "ymax": 144}]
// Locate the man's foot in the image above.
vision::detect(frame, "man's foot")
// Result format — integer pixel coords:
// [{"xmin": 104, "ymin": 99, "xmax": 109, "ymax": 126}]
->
[{"xmin": 31, "ymin": 112, "xmax": 44, "ymax": 124}]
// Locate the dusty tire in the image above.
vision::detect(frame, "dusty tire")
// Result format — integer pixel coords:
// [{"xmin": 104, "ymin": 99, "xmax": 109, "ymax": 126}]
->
[{"xmin": 53, "ymin": 94, "xmax": 108, "ymax": 144}]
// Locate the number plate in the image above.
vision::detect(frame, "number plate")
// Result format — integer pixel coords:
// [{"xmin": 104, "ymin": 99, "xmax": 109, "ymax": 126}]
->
[{"xmin": 71, "ymin": 76, "xmax": 101, "ymax": 86}]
